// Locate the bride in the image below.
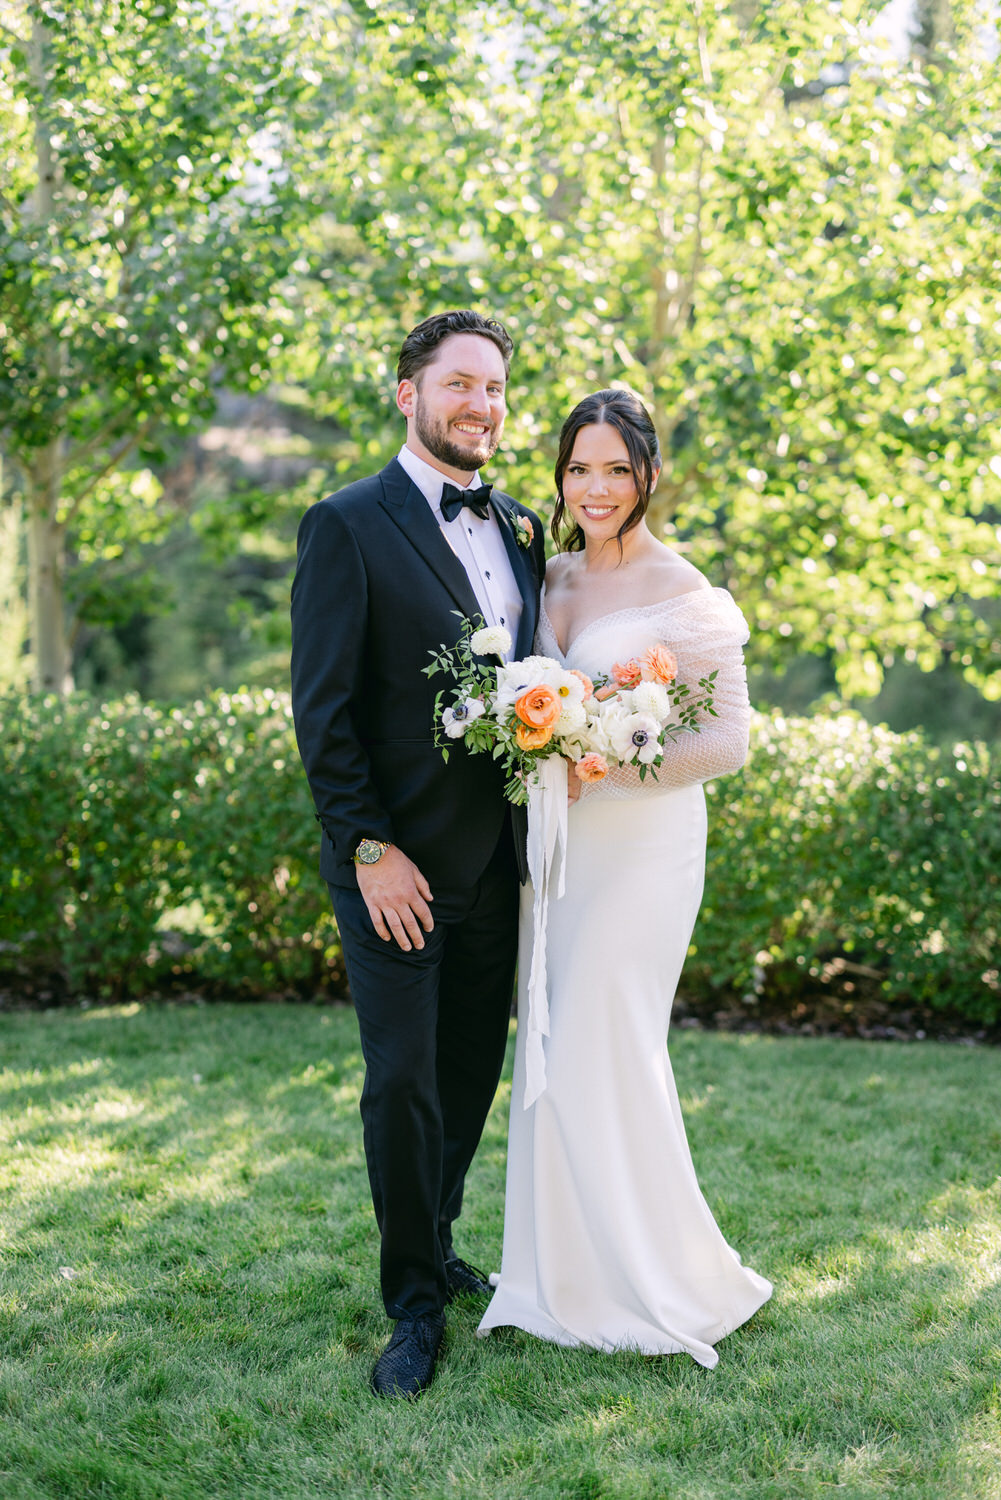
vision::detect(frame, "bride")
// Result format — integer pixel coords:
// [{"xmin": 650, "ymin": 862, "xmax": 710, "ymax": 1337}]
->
[{"xmin": 478, "ymin": 389, "xmax": 772, "ymax": 1367}]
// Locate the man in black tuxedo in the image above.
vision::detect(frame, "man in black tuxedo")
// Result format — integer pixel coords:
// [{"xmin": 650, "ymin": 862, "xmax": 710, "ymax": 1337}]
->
[{"xmin": 290, "ymin": 310, "xmax": 544, "ymax": 1397}]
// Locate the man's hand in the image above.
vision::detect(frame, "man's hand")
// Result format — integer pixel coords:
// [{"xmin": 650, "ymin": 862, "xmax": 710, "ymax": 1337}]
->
[{"xmin": 356, "ymin": 846, "xmax": 435, "ymax": 952}]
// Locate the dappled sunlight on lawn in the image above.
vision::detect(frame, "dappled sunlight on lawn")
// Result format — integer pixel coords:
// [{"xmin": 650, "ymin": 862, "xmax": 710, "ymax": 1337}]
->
[{"xmin": 0, "ymin": 1008, "xmax": 998, "ymax": 1500}]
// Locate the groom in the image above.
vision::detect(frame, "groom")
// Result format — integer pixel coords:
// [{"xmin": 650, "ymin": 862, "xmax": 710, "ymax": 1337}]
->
[{"xmin": 290, "ymin": 310, "xmax": 544, "ymax": 1397}]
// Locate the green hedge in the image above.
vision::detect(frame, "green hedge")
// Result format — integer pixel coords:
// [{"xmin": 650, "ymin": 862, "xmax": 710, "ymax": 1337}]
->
[
  {"xmin": 1, "ymin": 692, "xmax": 998, "ymax": 1022},
  {"xmin": 700, "ymin": 713, "xmax": 1000, "ymax": 1024},
  {"xmin": 0, "ymin": 690, "xmax": 339, "ymax": 998}
]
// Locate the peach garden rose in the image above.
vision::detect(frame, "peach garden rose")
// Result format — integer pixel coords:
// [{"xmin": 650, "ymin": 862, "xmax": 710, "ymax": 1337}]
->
[
  {"xmin": 515, "ymin": 721, "xmax": 554, "ymax": 751},
  {"xmin": 515, "ymin": 684, "xmax": 561, "ymax": 730},
  {"xmin": 575, "ymin": 752, "xmax": 609, "ymax": 783},
  {"xmin": 640, "ymin": 644, "xmax": 678, "ymax": 685},
  {"xmin": 611, "ymin": 659, "xmax": 642, "ymax": 689}
]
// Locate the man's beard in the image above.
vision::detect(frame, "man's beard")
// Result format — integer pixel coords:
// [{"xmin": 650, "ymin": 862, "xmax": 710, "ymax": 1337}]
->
[{"xmin": 413, "ymin": 400, "xmax": 500, "ymax": 472}]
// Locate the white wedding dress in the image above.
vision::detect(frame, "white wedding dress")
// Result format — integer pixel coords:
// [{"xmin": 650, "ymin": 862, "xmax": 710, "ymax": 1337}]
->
[{"xmin": 478, "ymin": 586, "xmax": 772, "ymax": 1367}]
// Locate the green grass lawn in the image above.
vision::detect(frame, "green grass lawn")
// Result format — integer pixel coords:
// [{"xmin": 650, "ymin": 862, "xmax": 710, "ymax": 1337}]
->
[{"xmin": 1, "ymin": 1003, "xmax": 999, "ymax": 1500}]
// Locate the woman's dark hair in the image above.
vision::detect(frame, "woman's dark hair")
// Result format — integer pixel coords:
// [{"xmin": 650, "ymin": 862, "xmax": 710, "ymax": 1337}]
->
[
  {"xmin": 551, "ymin": 388, "xmax": 662, "ymax": 553},
  {"xmin": 396, "ymin": 309, "xmax": 514, "ymax": 385}
]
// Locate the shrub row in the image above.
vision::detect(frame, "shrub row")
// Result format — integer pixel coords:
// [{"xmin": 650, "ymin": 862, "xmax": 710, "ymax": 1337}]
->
[{"xmin": 1, "ymin": 692, "xmax": 998, "ymax": 1022}]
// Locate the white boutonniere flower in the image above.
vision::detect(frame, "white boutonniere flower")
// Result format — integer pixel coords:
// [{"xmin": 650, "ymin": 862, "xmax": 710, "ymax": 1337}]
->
[
  {"xmin": 442, "ymin": 696, "xmax": 487, "ymax": 738},
  {"xmin": 469, "ymin": 624, "xmax": 513, "ymax": 658},
  {"xmin": 515, "ymin": 515, "xmax": 534, "ymax": 549}
]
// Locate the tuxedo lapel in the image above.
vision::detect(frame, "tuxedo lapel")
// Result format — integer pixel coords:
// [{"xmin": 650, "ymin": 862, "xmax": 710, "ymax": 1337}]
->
[
  {"xmin": 377, "ymin": 460, "xmax": 482, "ymax": 622},
  {"xmin": 491, "ymin": 493, "xmax": 539, "ymax": 659}
]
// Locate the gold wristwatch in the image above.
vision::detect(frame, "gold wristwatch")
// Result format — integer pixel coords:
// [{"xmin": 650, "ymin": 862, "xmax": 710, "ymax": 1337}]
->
[{"xmin": 354, "ymin": 838, "xmax": 391, "ymax": 866}]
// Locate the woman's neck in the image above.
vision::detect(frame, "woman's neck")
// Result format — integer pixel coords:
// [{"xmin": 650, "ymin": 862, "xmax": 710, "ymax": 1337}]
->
[{"xmin": 580, "ymin": 521, "xmax": 658, "ymax": 573}]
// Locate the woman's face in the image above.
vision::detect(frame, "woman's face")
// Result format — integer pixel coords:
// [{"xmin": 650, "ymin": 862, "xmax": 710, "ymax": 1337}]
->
[{"xmin": 561, "ymin": 422, "xmax": 643, "ymax": 545}]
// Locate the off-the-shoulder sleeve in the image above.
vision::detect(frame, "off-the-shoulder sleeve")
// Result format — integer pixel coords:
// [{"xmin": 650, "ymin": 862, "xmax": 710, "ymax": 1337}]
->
[{"xmin": 580, "ymin": 590, "xmax": 751, "ymax": 801}]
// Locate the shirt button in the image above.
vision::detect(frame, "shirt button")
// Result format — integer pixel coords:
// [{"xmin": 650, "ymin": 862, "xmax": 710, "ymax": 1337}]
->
[
  {"xmin": 500, "ymin": 617, "xmax": 505, "ymax": 625},
  {"xmin": 485, "ymin": 571, "xmax": 491, "ymax": 579}
]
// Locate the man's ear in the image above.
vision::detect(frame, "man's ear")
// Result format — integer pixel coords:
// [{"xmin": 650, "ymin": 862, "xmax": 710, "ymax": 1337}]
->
[{"xmin": 396, "ymin": 379, "xmax": 416, "ymax": 419}]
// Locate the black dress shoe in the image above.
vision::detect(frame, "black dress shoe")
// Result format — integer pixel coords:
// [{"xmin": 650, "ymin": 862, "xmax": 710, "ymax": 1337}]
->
[
  {"xmin": 371, "ymin": 1313, "xmax": 445, "ymax": 1399},
  {"xmin": 445, "ymin": 1256, "xmax": 491, "ymax": 1302}
]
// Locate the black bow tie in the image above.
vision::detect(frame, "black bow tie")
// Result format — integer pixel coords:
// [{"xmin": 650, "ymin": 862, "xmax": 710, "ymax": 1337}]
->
[{"xmin": 440, "ymin": 481, "xmax": 492, "ymax": 523}]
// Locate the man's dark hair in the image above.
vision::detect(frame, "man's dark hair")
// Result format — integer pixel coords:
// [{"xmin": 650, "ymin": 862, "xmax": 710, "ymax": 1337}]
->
[{"xmin": 396, "ymin": 310, "xmax": 515, "ymax": 386}]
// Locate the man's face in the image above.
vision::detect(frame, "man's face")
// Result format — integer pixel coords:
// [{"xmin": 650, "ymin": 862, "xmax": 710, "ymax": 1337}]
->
[{"xmin": 397, "ymin": 332, "xmax": 507, "ymax": 476}]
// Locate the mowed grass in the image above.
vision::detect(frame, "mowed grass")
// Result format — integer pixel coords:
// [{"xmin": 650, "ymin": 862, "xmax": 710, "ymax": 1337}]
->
[{"xmin": 0, "ymin": 1003, "xmax": 999, "ymax": 1500}]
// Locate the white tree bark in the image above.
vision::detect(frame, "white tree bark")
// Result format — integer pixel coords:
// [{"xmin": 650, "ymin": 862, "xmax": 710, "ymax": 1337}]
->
[{"xmin": 25, "ymin": 3, "xmax": 73, "ymax": 693}]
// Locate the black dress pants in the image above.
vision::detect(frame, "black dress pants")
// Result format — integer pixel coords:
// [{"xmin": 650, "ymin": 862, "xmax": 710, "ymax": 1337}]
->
[{"xmin": 328, "ymin": 828, "xmax": 518, "ymax": 1319}]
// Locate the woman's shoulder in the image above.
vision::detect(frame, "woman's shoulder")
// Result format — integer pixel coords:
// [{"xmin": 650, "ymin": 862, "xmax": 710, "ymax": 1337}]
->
[
  {"xmin": 629, "ymin": 543, "xmax": 710, "ymax": 603},
  {"xmin": 635, "ymin": 550, "xmax": 745, "ymax": 637},
  {"xmin": 543, "ymin": 551, "xmax": 577, "ymax": 594}
]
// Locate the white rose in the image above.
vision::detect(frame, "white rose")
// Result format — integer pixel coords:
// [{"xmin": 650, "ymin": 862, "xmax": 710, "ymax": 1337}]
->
[
  {"xmin": 631, "ymin": 681, "xmax": 672, "ymax": 723},
  {"xmin": 575, "ymin": 704, "xmax": 614, "ymax": 759},
  {"xmin": 442, "ymin": 696, "xmax": 486, "ymax": 739},
  {"xmin": 608, "ymin": 710, "xmax": 663, "ymax": 764},
  {"xmin": 469, "ymin": 624, "xmax": 512, "ymax": 658}
]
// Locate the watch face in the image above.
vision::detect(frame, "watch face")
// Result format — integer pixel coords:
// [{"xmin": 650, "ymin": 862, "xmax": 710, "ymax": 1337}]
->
[{"xmin": 356, "ymin": 839, "xmax": 385, "ymax": 865}]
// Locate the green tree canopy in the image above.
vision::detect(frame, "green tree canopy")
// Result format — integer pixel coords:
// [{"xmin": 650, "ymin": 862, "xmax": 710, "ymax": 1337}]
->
[
  {"xmin": 2, "ymin": 0, "xmax": 999, "ymax": 704},
  {"xmin": 289, "ymin": 0, "xmax": 1000, "ymax": 699}
]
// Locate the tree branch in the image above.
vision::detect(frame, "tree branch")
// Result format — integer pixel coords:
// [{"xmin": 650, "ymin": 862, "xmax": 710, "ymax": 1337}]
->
[
  {"xmin": 65, "ymin": 407, "xmax": 147, "ymax": 474},
  {"xmin": 63, "ymin": 420, "xmax": 156, "ymax": 520}
]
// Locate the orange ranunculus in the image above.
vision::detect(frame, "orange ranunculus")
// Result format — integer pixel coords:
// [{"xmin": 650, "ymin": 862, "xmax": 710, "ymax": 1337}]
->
[
  {"xmin": 514, "ymin": 684, "xmax": 561, "ymax": 729},
  {"xmin": 640, "ymin": 644, "xmax": 679, "ymax": 684},
  {"xmin": 575, "ymin": 752, "xmax": 609, "ymax": 783},
  {"xmin": 569, "ymin": 668, "xmax": 595, "ymax": 699},
  {"xmin": 515, "ymin": 721, "xmax": 553, "ymax": 751},
  {"xmin": 611, "ymin": 658, "xmax": 642, "ymax": 688}
]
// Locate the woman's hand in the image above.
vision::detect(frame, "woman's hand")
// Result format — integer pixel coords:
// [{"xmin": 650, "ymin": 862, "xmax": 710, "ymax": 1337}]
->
[{"xmin": 566, "ymin": 759, "xmax": 583, "ymax": 804}]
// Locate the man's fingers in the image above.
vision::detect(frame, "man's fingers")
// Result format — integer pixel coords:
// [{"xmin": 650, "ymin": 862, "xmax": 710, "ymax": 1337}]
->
[
  {"xmin": 383, "ymin": 907, "xmax": 413, "ymax": 952},
  {"xmin": 398, "ymin": 906, "xmax": 427, "ymax": 950},
  {"xmin": 411, "ymin": 895, "xmax": 435, "ymax": 934},
  {"xmin": 414, "ymin": 871, "xmax": 434, "ymax": 904},
  {"xmin": 367, "ymin": 902, "xmax": 392, "ymax": 942}
]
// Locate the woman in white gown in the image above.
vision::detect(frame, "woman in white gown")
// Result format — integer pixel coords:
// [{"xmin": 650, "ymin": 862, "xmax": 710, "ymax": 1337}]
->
[{"xmin": 478, "ymin": 389, "xmax": 772, "ymax": 1368}]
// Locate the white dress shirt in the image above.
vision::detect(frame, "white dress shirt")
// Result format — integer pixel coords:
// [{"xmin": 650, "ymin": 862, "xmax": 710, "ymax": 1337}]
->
[{"xmin": 397, "ymin": 445, "xmax": 522, "ymax": 659}]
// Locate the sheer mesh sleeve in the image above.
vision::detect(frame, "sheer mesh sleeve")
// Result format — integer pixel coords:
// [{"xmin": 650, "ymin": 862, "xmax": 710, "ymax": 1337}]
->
[{"xmin": 579, "ymin": 591, "xmax": 751, "ymax": 802}]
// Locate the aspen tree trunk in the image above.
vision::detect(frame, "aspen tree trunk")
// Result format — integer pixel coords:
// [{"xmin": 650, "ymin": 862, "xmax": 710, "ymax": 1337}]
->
[
  {"xmin": 27, "ymin": 452, "xmax": 71, "ymax": 694},
  {"xmin": 26, "ymin": 3, "xmax": 72, "ymax": 693}
]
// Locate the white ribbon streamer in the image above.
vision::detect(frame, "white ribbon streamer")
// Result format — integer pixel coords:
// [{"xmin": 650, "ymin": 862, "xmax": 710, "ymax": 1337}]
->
[{"xmin": 523, "ymin": 754, "xmax": 568, "ymax": 1109}]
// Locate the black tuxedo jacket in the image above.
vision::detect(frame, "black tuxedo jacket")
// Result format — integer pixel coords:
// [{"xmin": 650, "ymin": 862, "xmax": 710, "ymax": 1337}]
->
[{"xmin": 290, "ymin": 457, "xmax": 545, "ymax": 890}]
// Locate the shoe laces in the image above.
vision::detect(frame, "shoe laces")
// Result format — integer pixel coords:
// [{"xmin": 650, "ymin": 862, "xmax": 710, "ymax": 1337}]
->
[{"xmin": 389, "ymin": 1315, "xmax": 444, "ymax": 1356}]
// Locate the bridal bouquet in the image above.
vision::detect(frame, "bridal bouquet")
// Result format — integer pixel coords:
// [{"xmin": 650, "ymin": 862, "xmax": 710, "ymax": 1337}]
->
[{"xmin": 424, "ymin": 615, "xmax": 717, "ymax": 805}]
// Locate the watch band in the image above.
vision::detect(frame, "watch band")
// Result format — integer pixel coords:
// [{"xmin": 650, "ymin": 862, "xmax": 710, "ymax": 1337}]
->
[{"xmin": 354, "ymin": 838, "xmax": 391, "ymax": 866}]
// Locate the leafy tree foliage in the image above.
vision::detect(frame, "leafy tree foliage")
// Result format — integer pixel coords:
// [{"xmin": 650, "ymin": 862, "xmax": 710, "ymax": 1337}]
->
[
  {"xmin": 2, "ymin": 0, "xmax": 998, "ymax": 707},
  {"xmin": 0, "ymin": 0, "xmax": 308, "ymax": 689},
  {"xmin": 291, "ymin": 0, "xmax": 1001, "ymax": 700}
]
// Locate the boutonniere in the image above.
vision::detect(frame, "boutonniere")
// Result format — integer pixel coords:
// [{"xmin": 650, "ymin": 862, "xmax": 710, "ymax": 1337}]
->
[{"xmin": 514, "ymin": 515, "xmax": 534, "ymax": 549}]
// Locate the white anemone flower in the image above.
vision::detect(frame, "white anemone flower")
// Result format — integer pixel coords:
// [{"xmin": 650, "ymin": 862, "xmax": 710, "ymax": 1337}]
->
[
  {"xmin": 469, "ymin": 624, "xmax": 512, "ymax": 658},
  {"xmin": 608, "ymin": 710, "xmax": 663, "ymax": 765},
  {"xmin": 442, "ymin": 696, "xmax": 486, "ymax": 739}
]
